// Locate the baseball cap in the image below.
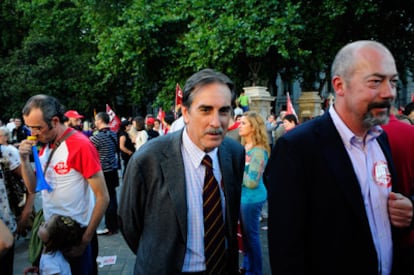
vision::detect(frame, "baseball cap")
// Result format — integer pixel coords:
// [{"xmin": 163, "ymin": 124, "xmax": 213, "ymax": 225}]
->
[
  {"xmin": 146, "ymin": 117, "xmax": 155, "ymax": 125},
  {"xmin": 65, "ymin": 110, "xmax": 84, "ymax": 119}
]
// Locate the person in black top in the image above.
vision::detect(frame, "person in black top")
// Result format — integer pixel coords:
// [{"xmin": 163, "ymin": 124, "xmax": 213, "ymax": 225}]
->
[
  {"xmin": 145, "ymin": 117, "xmax": 159, "ymax": 140},
  {"xmin": 117, "ymin": 120, "xmax": 135, "ymax": 176},
  {"xmin": 11, "ymin": 118, "xmax": 27, "ymax": 147},
  {"xmin": 90, "ymin": 112, "xmax": 119, "ymax": 235}
]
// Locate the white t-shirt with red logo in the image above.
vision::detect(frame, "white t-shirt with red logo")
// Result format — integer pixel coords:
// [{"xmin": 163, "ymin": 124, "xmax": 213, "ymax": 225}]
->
[{"xmin": 38, "ymin": 130, "xmax": 101, "ymax": 226}]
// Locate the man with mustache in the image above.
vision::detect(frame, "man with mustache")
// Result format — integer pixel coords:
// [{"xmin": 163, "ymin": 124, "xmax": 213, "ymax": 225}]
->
[
  {"xmin": 265, "ymin": 40, "xmax": 413, "ymax": 275},
  {"xmin": 64, "ymin": 110, "xmax": 84, "ymax": 131},
  {"xmin": 119, "ymin": 69, "xmax": 245, "ymax": 274}
]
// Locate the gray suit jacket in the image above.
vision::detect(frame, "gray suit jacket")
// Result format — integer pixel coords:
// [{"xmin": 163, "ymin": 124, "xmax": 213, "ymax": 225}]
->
[{"xmin": 119, "ymin": 129, "xmax": 245, "ymax": 274}]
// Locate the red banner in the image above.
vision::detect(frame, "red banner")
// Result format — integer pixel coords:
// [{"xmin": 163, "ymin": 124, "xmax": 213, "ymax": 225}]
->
[
  {"xmin": 157, "ymin": 107, "xmax": 165, "ymax": 122},
  {"xmin": 175, "ymin": 83, "xmax": 183, "ymax": 107},
  {"xmin": 286, "ymin": 92, "xmax": 297, "ymax": 117},
  {"xmin": 106, "ymin": 104, "xmax": 121, "ymax": 132}
]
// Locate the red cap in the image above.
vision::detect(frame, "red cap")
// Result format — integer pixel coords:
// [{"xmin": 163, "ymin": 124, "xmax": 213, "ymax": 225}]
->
[
  {"xmin": 146, "ymin": 117, "xmax": 155, "ymax": 125},
  {"xmin": 65, "ymin": 110, "xmax": 84, "ymax": 119}
]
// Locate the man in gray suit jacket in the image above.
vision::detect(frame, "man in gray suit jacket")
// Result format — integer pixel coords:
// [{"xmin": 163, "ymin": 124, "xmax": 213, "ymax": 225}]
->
[{"xmin": 119, "ymin": 69, "xmax": 245, "ymax": 274}]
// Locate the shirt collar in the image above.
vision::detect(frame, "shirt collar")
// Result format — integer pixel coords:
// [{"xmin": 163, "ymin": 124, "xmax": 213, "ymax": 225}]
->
[
  {"xmin": 182, "ymin": 129, "xmax": 218, "ymax": 168},
  {"xmin": 329, "ymin": 106, "xmax": 383, "ymax": 149}
]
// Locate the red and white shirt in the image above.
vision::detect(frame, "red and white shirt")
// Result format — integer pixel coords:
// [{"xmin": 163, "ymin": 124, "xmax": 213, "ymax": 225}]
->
[{"xmin": 38, "ymin": 130, "xmax": 101, "ymax": 226}]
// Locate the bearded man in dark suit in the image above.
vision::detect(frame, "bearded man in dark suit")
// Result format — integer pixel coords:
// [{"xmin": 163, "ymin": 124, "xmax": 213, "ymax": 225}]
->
[{"xmin": 265, "ymin": 40, "xmax": 414, "ymax": 275}]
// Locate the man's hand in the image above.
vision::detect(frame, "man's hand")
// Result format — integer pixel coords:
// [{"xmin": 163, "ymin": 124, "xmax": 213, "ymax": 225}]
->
[
  {"xmin": 18, "ymin": 139, "xmax": 35, "ymax": 161},
  {"xmin": 23, "ymin": 265, "xmax": 39, "ymax": 275},
  {"xmin": 65, "ymin": 239, "xmax": 88, "ymax": 258},
  {"xmin": 388, "ymin": 192, "xmax": 413, "ymax": 228}
]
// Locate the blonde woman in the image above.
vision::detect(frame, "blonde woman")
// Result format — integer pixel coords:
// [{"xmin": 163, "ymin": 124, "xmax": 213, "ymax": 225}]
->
[{"xmin": 238, "ymin": 111, "xmax": 270, "ymax": 275}]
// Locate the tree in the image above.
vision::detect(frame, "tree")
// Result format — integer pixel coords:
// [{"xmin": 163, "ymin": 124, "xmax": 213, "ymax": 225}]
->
[
  {"xmin": 92, "ymin": 0, "xmax": 306, "ymax": 111},
  {"xmin": 0, "ymin": 0, "xmax": 100, "ymax": 119},
  {"xmin": 1, "ymin": 0, "xmax": 414, "ymax": 120}
]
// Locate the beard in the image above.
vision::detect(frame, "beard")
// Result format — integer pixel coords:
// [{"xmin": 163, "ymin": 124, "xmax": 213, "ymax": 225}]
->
[
  {"xmin": 69, "ymin": 123, "xmax": 82, "ymax": 131},
  {"xmin": 362, "ymin": 101, "xmax": 391, "ymax": 128}
]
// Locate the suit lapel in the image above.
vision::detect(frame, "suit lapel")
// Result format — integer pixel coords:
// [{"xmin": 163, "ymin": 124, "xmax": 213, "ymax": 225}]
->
[
  {"xmin": 218, "ymin": 142, "xmax": 232, "ymax": 200},
  {"xmin": 161, "ymin": 130, "xmax": 188, "ymax": 242},
  {"xmin": 218, "ymin": 141, "xmax": 237, "ymax": 236},
  {"xmin": 316, "ymin": 114, "xmax": 370, "ymax": 228}
]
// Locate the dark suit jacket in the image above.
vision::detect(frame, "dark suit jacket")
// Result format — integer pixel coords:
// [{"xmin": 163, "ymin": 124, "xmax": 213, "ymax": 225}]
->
[
  {"xmin": 119, "ymin": 129, "xmax": 245, "ymax": 275},
  {"xmin": 264, "ymin": 112, "xmax": 401, "ymax": 275}
]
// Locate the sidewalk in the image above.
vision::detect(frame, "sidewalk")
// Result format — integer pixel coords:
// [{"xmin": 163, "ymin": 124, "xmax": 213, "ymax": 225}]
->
[
  {"xmin": 13, "ymin": 187, "xmax": 270, "ymax": 274},
  {"xmin": 13, "ymin": 231, "xmax": 136, "ymax": 275},
  {"xmin": 14, "ymin": 220, "xmax": 270, "ymax": 275}
]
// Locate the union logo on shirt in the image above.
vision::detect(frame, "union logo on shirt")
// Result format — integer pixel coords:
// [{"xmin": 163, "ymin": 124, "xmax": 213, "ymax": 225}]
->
[
  {"xmin": 54, "ymin": 161, "xmax": 70, "ymax": 175},
  {"xmin": 373, "ymin": 160, "xmax": 391, "ymax": 187}
]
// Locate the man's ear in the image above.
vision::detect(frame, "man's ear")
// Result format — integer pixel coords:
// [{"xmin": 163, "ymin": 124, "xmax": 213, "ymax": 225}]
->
[
  {"xmin": 182, "ymin": 106, "xmax": 190, "ymax": 125},
  {"xmin": 332, "ymin": 76, "xmax": 345, "ymax": 97}
]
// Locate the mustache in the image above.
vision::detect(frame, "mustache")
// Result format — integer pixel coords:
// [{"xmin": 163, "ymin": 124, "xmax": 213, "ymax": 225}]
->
[
  {"xmin": 204, "ymin": 128, "xmax": 224, "ymax": 135},
  {"xmin": 367, "ymin": 101, "xmax": 391, "ymax": 111}
]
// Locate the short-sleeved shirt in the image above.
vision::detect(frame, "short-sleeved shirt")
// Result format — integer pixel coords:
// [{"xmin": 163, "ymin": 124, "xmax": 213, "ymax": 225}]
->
[
  {"xmin": 238, "ymin": 95, "xmax": 249, "ymax": 107},
  {"xmin": 38, "ymin": 130, "xmax": 101, "ymax": 226},
  {"xmin": 0, "ymin": 144, "xmax": 20, "ymax": 232},
  {"xmin": 40, "ymin": 251, "xmax": 71, "ymax": 275},
  {"xmin": 90, "ymin": 128, "xmax": 118, "ymax": 172}
]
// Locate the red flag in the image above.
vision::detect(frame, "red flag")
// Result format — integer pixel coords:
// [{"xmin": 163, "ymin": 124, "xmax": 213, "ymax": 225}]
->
[
  {"xmin": 157, "ymin": 107, "xmax": 165, "ymax": 122},
  {"xmin": 157, "ymin": 107, "xmax": 165, "ymax": 131},
  {"xmin": 175, "ymin": 83, "xmax": 183, "ymax": 107},
  {"xmin": 286, "ymin": 92, "xmax": 297, "ymax": 117},
  {"xmin": 106, "ymin": 104, "xmax": 121, "ymax": 132}
]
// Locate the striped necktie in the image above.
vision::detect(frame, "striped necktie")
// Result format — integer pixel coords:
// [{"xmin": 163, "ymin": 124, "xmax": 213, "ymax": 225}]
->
[{"xmin": 202, "ymin": 155, "xmax": 226, "ymax": 274}]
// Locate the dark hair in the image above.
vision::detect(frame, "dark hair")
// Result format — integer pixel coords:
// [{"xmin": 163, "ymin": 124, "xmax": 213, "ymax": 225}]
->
[
  {"xmin": 44, "ymin": 215, "xmax": 84, "ymax": 253},
  {"xmin": 164, "ymin": 113, "xmax": 175, "ymax": 125},
  {"xmin": 132, "ymin": 116, "xmax": 145, "ymax": 131},
  {"xmin": 22, "ymin": 94, "xmax": 66, "ymax": 128},
  {"xmin": 283, "ymin": 114, "xmax": 298, "ymax": 125},
  {"xmin": 182, "ymin": 68, "xmax": 235, "ymax": 108},
  {"xmin": 96, "ymin": 112, "xmax": 110, "ymax": 124},
  {"xmin": 403, "ymin": 102, "xmax": 414, "ymax": 116},
  {"xmin": 119, "ymin": 120, "xmax": 131, "ymax": 132}
]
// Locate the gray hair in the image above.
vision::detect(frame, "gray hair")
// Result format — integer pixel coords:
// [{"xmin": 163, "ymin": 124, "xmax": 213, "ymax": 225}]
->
[
  {"xmin": 0, "ymin": 126, "xmax": 10, "ymax": 142},
  {"xmin": 182, "ymin": 68, "xmax": 235, "ymax": 108},
  {"xmin": 22, "ymin": 94, "xmax": 66, "ymax": 128}
]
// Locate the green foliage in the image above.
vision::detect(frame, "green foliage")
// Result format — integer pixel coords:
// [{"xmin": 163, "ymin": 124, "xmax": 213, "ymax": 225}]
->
[
  {"xmin": 0, "ymin": 0, "xmax": 27, "ymax": 56},
  {"xmin": 0, "ymin": 0, "xmax": 413, "ymax": 120},
  {"xmin": 0, "ymin": 0, "xmax": 100, "ymax": 119}
]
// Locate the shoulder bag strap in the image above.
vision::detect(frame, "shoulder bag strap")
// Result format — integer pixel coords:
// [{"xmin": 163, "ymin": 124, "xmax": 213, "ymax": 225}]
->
[{"xmin": 43, "ymin": 129, "xmax": 76, "ymax": 174}]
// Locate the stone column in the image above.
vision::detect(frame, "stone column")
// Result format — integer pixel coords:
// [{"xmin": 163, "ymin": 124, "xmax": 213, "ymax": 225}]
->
[
  {"xmin": 297, "ymin": 91, "xmax": 322, "ymax": 121},
  {"xmin": 243, "ymin": 86, "xmax": 275, "ymax": 120}
]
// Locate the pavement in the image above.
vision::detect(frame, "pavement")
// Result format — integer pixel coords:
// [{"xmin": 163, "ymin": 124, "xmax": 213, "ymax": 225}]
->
[{"xmin": 13, "ymin": 188, "xmax": 271, "ymax": 274}]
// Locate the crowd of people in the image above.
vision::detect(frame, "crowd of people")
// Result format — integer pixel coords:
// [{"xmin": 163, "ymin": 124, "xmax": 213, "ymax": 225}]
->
[{"xmin": 1, "ymin": 40, "xmax": 414, "ymax": 275}]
